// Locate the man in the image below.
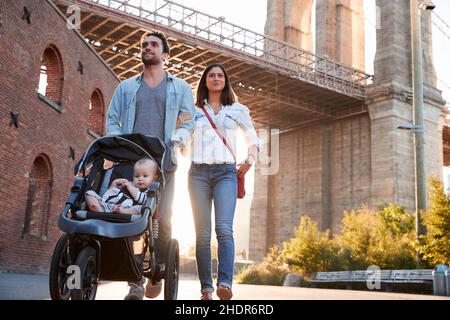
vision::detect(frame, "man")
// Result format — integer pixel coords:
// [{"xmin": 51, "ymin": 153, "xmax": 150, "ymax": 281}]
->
[{"xmin": 106, "ymin": 30, "xmax": 194, "ymax": 300}]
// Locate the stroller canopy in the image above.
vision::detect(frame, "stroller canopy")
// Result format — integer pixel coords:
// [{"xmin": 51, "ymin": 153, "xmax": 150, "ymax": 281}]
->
[{"xmin": 74, "ymin": 134, "xmax": 166, "ymax": 181}]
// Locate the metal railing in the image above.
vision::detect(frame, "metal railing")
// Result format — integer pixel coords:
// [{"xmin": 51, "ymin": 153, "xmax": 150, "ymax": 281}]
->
[{"xmin": 81, "ymin": 0, "xmax": 372, "ymax": 97}]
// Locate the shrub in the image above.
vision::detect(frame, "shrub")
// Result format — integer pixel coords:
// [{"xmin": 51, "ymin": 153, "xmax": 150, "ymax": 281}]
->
[
  {"xmin": 282, "ymin": 215, "xmax": 341, "ymax": 276},
  {"xmin": 279, "ymin": 205, "xmax": 416, "ymax": 275},
  {"xmin": 235, "ymin": 246, "xmax": 290, "ymax": 286},
  {"xmin": 378, "ymin": 203, "xmax": 415, "ymax": 235},
  {"xmin": 416, "ymin": 178, "xmax": 450, "ymax": 265},
  {"xmin": 335, "ymin": 205, "xmax": 416, "ymax": 270}
]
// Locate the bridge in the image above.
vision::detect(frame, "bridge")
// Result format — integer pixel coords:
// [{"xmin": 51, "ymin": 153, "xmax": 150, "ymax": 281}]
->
[{"xmin": 53, "ymin": 0, "xmax": 372, "ymax": 131}]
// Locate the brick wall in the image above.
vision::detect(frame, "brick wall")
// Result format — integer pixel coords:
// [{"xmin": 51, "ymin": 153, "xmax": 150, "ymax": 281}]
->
[{"xmin": 0, "ymin": 0, "xmax": 119, "ymax": 273}]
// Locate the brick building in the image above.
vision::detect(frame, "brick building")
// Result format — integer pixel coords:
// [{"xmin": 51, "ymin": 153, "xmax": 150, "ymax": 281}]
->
[{"xmin": 0, "ymin": 0, "xmax": 119, "ymax": 273}]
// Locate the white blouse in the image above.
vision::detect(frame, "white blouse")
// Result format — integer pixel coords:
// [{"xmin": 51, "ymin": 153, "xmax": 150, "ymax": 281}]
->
[{"xmin": 189, "ymin": 101, "xmax": 259, "ymax": 164}]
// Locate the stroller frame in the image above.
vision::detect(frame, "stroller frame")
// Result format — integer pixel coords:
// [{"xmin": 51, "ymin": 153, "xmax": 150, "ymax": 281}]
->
[{"xmin": 48, "ymin": 134, "xmax": 179, "ymax": 300}]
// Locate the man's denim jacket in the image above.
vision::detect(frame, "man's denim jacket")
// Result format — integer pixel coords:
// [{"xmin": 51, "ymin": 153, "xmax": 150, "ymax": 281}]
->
[{"xmin": 106, "ymin": 72, "xmax": 195, "ymax": 170}]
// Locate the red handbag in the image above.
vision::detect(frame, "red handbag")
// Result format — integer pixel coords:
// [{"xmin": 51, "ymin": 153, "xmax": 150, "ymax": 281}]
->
[
  {"xmin": 201, "ymin": 107, "xmax": 246, "ymax": 199},
  {"xmin": 237, "ymin": 171, "xmax": 246, "ymax": 199}
]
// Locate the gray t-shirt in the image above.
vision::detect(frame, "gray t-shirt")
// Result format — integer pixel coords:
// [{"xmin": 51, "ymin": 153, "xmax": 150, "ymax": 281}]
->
[{"xmin": 133, "ymin": 76, "xmax": 167, "ymax": 141}]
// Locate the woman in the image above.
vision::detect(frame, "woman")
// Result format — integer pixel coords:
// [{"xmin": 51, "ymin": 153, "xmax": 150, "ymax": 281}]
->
[{"xmin": 179, "ymin": 63, "xmax": 258, "ymax": 300}]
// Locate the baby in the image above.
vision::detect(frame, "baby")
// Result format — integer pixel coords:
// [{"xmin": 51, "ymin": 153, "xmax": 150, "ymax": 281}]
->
[{"xmin": 85, "ymin": 158, "xmax": 158, "ymax": 214}]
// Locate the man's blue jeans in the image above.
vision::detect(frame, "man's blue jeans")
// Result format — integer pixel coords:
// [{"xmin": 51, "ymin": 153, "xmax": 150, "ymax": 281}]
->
[
  {"xmin": 128, "ymin": 170, "xmax": 175, "ymax": 289},
  {"xmin": 157, "ymin": 170, "xmax": 175, "ymax": 265},
  {"xmin": 188, "ymin": 163, "xmax": 237, "ymax": 293}
]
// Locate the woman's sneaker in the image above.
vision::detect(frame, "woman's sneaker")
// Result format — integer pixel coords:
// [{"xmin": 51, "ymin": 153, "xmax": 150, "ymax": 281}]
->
[
  {"xmin": 216, "ymin": 284, "xmax": 233, "ymax": 300},
  {"xmin": 145, "ymin": 280, "xmax": 162, "ymax": 298},
  {"xmin": 200, "ymin": 292, "xmax": 213, "ymax": 300}
]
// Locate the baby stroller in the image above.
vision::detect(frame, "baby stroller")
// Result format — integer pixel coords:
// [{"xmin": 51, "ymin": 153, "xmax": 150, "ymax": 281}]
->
[{"xmin": 49, "ymin": 134, "xmax": 179, "ymax": 300}]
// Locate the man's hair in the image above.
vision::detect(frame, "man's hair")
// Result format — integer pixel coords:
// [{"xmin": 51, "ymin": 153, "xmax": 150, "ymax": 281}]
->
[
  {"xmin": 141, "ymin": 30, "xmax": 170, "ymax": 54},
  {"xmin": 195, "ymin": 63, "xmax": 237, "ymax": 108}
]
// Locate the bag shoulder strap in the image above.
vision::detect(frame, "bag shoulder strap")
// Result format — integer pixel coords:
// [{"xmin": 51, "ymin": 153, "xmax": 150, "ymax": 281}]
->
[{"xmin": 201, "ymin": 106, "xmax": 237, "ymax": 163}]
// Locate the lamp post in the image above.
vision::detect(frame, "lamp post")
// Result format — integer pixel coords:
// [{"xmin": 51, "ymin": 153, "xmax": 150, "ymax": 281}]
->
[{"xmin": 410, "ymin": 0, "xmax": 428, "ymax": 239}]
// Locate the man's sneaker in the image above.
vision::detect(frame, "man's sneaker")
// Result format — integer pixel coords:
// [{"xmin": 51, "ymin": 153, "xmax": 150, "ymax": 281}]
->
[
  {"xmin": 216, "ymin": 284, "xmax": 233, "ymax": 300},
  {"xmin": 145, "ymin": 280, "xmax": 162, "ymax": 298},
  {"xmin": 124, "ymin": 282, "xmax": 145, "ymax": 300}
]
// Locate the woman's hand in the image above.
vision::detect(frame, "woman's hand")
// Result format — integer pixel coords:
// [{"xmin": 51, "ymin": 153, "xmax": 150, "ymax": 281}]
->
[
  {"xmin": 237, "ymin": 154, "xmax": 255, "ymax": 176},
  {"xmin": 237, "ymin": 162, "xmax": 251, "ymax": 176},
  {"xmin": 176, "ymin": 113, "xmax": 192, "ymax": 129}
]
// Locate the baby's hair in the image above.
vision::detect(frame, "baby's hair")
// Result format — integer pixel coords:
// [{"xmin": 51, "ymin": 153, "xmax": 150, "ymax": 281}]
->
[{"xmin": 135, "ymin": 157, "xmax": 157, "ymax": 169}]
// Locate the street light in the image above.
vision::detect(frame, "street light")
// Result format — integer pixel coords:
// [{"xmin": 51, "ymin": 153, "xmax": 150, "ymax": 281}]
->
[
  {"xmin": 409, "ymin": 0, "xmax": 435, "ymax": 261},
  {"xmin": 418, "ymin": 0, "xmax": 435, "ymax": 10}
]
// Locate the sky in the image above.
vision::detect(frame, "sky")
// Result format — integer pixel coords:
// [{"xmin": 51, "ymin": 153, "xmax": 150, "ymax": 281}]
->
[{"xmin": 167, "ymin": 0, "xmax": 450, "ymax": 254}]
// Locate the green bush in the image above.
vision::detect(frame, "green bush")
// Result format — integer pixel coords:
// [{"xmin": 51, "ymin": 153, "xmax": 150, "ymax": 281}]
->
[
  {"xmin": 416, "ymin": 178, "xmax": 450, "ymax": 265},
  {"xmin": 236, "ymin": 179, "xmax": 450, "ymax": 285},
  {"xmin": 235, "ymin": 246, "xmax": 290, "ymax": 286},
  {"xmin": 378, "ymin": 203, "xmax": 415, "ymax": 235},
  {"xmin": 282, "ymin": 215, "xmax": 341, "ymax": 276},
  {"xmin": 335, "ymin": 205, "xmax": 416, "ymax": 270},
  {"xmin": 280, "ymin": 205, "xmax": 416, "ymax": 275}
]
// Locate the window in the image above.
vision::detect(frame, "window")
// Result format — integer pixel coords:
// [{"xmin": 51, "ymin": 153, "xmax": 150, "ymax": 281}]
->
[
  {"xmin": 38, "ymin": 65, "xmax": 48, "ymax": 96},
  {"xmin": 88, "ymin": 89, "xmax": 105, "ymax": 136},
  {"xmin": 38, "ymin": 46, "xmax": 64, "ymax": 108},
  {"xmin": 23, "ymin": 155, "xmax": 53, "ymax": 240}
]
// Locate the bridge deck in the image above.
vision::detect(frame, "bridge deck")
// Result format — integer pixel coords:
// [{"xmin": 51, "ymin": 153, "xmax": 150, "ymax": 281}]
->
[{"xmin": 54, "ymin": 0, "xmax": 372, "ymax": 130}]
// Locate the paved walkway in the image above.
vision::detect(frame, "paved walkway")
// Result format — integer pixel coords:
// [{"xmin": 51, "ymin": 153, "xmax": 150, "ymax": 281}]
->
[{"xmin": 1, "ymin": 272, "xmax": 449, "ymax": 300}]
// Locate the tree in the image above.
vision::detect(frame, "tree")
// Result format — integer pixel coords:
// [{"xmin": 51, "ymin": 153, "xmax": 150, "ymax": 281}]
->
[{"xmin": 416, "ymin": 178, "xmax": 450, "ymax": 265}]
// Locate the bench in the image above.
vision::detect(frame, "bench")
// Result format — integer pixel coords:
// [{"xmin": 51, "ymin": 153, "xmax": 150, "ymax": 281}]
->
[
  {"xmin": 389, "ymin": 269, "xmax": 433, "ymax": 284},
  {"xmin": 309, "ymin": 269, "xmax": 433, "ymax": 292}
]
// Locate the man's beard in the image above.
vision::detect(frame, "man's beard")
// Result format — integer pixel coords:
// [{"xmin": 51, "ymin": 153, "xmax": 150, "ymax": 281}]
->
[{"xmin": 142, "ymin": 54, "xmax": 161, "ymax": 66}]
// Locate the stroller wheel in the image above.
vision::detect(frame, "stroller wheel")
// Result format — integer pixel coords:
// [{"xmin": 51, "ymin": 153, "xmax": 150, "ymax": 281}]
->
[
  {"xmin": 164, "ymin": 239, "xmax": 179, "ymax": 300},
  {"xmin": 71, "ymin": 247, "xmax": 98, "ymax": 300},
  {"xmin": 49, "ymin": 233, "xmax": 73, "ymax": 300}
]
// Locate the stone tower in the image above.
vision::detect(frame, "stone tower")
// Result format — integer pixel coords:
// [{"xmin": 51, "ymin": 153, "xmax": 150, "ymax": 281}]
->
[
  {"xmin": 366, "ymin": 0, "xmax": 444, "ymax": 209},
  {"xmin": 250, "ymin": 0, "xmax": 445, "ymax": 262},
  {"xmin": 315, "ymin": 0, "xmax": 365, "ymax": 70},
  {"xmin": 264, "ymin": 0, "xmax": 314, "ymax": 52},
  {"xmin": 264, "ymin": 0, "xmax": 365, "ymax": 69}
]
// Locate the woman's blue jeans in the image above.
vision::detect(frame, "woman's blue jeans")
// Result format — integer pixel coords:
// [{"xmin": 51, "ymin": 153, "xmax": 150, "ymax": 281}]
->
[{"xmin": 188, "ymin": 163, "xmax": 237, "ymax": 293}]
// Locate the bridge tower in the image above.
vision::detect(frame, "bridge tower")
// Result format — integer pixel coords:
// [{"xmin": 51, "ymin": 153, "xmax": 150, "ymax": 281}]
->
[
  {"xmin": 250, "ymin": 0, "xmax": 445, "ymax": 261},
  {"xmin": 315, "ymin": 0, "xmax": 365, "ymax": 71},
  {"xmin": 265, "ymin": 0, "xmax": 314, "ymax": 52},
  {"xmin": 366, "ymin": 0, "xmax": 444, "ymax": 211}
]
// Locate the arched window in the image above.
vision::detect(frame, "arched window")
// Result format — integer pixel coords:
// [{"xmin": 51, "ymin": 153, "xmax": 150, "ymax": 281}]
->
[
  {"xmin": 23, "ymin": 155, "xmax": 53, "ymax": 240},
  {"xmin": 38, "ymin": 46, "xmax": 64, "ymax": 105},
  {"xmin": 88, "ymin": 89, "xmax": 105, "ymax": 136}
]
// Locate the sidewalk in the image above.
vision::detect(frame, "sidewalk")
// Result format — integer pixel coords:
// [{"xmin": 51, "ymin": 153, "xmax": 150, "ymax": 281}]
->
[{"xmin": 1, "ymin": 272, "xmax": 449, "ymax": 300}]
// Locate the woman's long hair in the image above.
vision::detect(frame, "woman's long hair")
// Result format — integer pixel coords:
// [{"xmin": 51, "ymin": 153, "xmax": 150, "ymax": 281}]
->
[{"xmin": 195, "ymin": 63, "xmax": 237, "ymax": 108}]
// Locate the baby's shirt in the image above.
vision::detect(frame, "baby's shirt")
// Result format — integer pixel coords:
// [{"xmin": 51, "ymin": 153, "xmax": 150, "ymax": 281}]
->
[{"xmin": 102, "ymin": 185, "xmax": 148, "ymax": 213}]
